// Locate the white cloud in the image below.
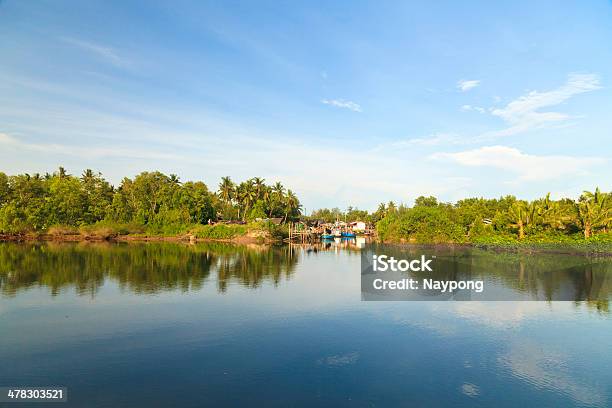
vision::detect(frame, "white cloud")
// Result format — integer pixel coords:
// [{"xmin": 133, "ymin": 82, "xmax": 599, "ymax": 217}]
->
[
  {"xmin": 60, "ymin": 37, "xmax": 127, "ymax": 67},
  {"xmin": 461, "ymin": 104, "xmax": 485, "ymax": 113},
  {"xmin": 0, "ymin": 132, "xmax": 180, "ymax": 160},
  {"xmin": 457, "ymin": 79, "xmax": 480, "ymax": 92},
  {"xmin": 432, "ymin": 145, "xmax": 604, "ymax": 181},
  {"xmin": 390, "ymin": 133, "xmax": 463, "ymax": 147},
  {"xmin": 321, "ymin": 99, "xmax": 362, "ymax": 112},
  {"xmin": 486, "ymin": 73, "xmax": 601, "ymax": 138}
]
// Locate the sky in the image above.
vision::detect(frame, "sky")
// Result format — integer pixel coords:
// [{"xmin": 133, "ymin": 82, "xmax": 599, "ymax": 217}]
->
[{"xmin": 1, "ymin": 0, "xmax": 611, "ymax": 212}]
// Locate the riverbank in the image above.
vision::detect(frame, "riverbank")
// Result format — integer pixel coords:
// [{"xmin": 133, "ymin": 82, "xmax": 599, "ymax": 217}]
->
[
  {"xmin": 3, "ymin": 231, "xmax": 612, "ymax": 256},
  {"xmin": 379, "ymin": 241, "xmax": 612, "ymax": 257},
  {"xmin": 0, "ymin": 222, "xmax": 288, "ymax": 245},
  {"xmin": 0, "ymin": 232, "xmax": 273, "ymax": 245},
  {"xmin": 377, "ymin": 231, "xmax": 612, "ymax": 256}
]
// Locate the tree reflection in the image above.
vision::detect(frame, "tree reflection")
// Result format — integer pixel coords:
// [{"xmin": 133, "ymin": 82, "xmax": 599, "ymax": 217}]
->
[
  {"xmin": 371, "ymin": 244, "xmax": 611, "ymax": 307},
  {"xmin": 0, "ymin": 242, "xmax": 299, "ymax": 297},
  {"xmin": 0, "ymin": 243, "xmax": 610, "ymax": 312}
]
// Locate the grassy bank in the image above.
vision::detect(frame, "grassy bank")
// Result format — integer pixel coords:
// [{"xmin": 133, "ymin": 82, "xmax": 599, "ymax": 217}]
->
[
  {"xmin": 470, "ymin": 233, "xmax": 612, "ymax": 256},
  {"xmin": 379, "ymin": 231, "xmax": 612, "ymax": 255},
  {"xmin": 0, "ymin": 221, "xmax": 289, "ymax": 244}
]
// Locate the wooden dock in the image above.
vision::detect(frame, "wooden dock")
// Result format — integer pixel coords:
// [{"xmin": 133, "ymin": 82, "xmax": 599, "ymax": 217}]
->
[
  {"xmin": 286, "ymin": 222, "xmax": 320, "ymax": 243},
  {"xmin": 286, "ymin": 222, "xmax": 375, "ymax": 243}
]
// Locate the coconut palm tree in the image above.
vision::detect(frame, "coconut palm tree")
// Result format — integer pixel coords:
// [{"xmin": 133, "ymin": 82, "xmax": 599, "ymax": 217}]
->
[
  {"xmin": 58, "ymin": 166, "xmax": 68, "ymax": 179},
  {"xmin": 217, "ymin": 176, "xmax": 235, "ymax": 220},
  {"xmin": 218, "ymin": 177, "xmax": 234, "ymax": 203},
  {"xmin": 508, "ymin": 201, "xmax": 538, "ymax": 239},
  {"xmin": 81, "ymin": 169, "xmax": 95, "ymax": 183},
  {"xmin": 261, "ymin": 186, "xmax": 273, "ymax": 216},
  {"xmin": 265, "ymin": 182, "xmax": 285, "ymax": 217},
  {"xmin": 237, "ymin": 181, "xmax": 257, "ymax": 220},
  {"xmin": 283, "ymin": 189, "xmax": 301, "ymax": 222},
  {"xmin": 273, "ymin": 182, "xmax": 285, "ymax": 197},
  {"xmin": 575, "ymin": 188, "xmax": 610, "ymax": 238},
  {"xmin": 252, "ymin": 177, "xmax": 266, "ymax": 199}
]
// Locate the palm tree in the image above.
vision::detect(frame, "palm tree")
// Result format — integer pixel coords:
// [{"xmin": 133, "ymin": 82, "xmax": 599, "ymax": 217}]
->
[
  {"xmin": 218, "ymin": 177, "xmax": 234, "ymax": 203},
  {"xmin": 267, "ymin": 182, "xmax": 285, "ymax": 218},
  {"xmin": 508, "ymin": 201, "xmax": 537, "ymax": 239},
  {"xmin": 238, "ymin": 181, "xmax": 257, "ymax": 220},
  {"xmin": 234, "ymin": 183, "xmax": 243, "ymax": 220},
  {"xmin": 262, "ymin": 187, "xmax": 273, "ymax": 216},
  {"xmin": 218, "ymin": 176, "xmax": 234, "ymax": 220},
  {"xmin": 576, "ymin": 188, "xmax": 610, "ymax": 238},
  {"xmin": 283, "ymin": 189, "xmax": 301, "ymax": 223},
  {"xmin": 252, "ymin": 177, "xmax": 266, "ymax": 199},
  {"xmin": 273, "ymin": 182, "xmax": 285, "ymax": 197},
  {"xmin": 81, "ymin": 169, "xmax": 95, "ymax": 182}
]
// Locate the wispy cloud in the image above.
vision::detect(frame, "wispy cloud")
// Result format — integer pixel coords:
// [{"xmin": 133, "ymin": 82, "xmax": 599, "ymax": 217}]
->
[
  {"xmin": 461, "ymin": 105, "xmax": 486, "ymax": 113},
  {"xmin": 432, "ymin": 145, "xmax": 604, "ymax": 181},
  {"xmin": 60, "ymin": 37, "xmax": 127, "ymax": 67},
  {"xmin": 485, "ymin": 73, "xmax": 601, "ymax": 138},
  {"xmin": 389, "ymin": 133, "xmax": 464, "ymax": 147},
  {"xmin": 321, "ymin": 99, "xmax": 362, "ymax": 112},
  {"xmin": 457, "ymin": 79, "xmax": 480, "ymax": 92},
  {"xmin": 0, "ymin": 132, "xmax": 179, "ymax": 160}
]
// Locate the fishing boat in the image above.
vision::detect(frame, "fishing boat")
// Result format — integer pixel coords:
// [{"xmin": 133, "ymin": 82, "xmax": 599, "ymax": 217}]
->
[
  {"xmin": 341, "ymin": 231, "xmax": 356, "ymax": 238},
  {"xmin": 321, "ymin": 233, "xmax": 334, "ymax": 240}
]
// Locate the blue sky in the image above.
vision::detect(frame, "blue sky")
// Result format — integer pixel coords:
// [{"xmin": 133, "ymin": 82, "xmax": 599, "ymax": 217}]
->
[{"xmin": 1, "ymin": 0, "xmax": 611, "ymax": 211}]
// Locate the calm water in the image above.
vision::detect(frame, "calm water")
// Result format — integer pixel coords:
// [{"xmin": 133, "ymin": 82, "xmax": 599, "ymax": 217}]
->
[{"xmin": 0, "ymin": 241, "xmax": 611, "ymax": 407}]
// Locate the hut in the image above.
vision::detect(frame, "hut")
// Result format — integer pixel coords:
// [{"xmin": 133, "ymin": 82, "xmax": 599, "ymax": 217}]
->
[{"xmin": 350, "ymin": 221, "xmax": 367, "ymax": 233}]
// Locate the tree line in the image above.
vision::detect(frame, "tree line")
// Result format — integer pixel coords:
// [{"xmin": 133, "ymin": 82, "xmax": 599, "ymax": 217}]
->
[
  {"xmin": 0, "ymin": 167, "xmax": 609, "ymax": 243},
  {"xmin": 0, "ymin": 167, "xmax": 302, "ymax": 233},
  {"xmin": 374, "ymin": 191, "xmax": 611, "ymax": 243},
  {"xmin": 310, "ymin": 191, "xmax": 611, "ymax": 243}
]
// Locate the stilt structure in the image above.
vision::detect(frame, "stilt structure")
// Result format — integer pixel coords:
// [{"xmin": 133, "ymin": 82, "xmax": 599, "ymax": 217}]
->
[{"xmin": 286, "ymin": 222, "xmax": 320, "ymax": 243}]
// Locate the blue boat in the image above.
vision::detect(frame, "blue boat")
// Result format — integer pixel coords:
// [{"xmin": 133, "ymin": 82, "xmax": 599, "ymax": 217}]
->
[
  {"xmin": 341, "ymin": 232, "xmax": 356, "ymax": 238},
  {"xmin": 321, "ymin": 234, "xmax": 334, "ymax": 240}
]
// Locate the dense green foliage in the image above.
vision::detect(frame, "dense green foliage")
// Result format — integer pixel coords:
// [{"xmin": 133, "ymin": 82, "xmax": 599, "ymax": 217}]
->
[
  {"xmin": 1, "ymin": 167, "xmax": 609, "ymax": 245},
  {"xmin": 309, "ymin": 206, "xmax": 371, "ymax": 223},
  {"xmin": 375, "ymin": 191, "xmax": 611, "ymax": 244},
  {"xmin": 0, "ymin": 168, "xmax": 301, "ymax": 235},
  {"xmin": 217, "ymin": 176, "xmax": 301, "ymax": 222}
]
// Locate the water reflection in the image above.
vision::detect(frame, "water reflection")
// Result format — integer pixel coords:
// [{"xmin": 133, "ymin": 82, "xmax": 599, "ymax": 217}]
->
[
  {"xmin": 0, "ymin": 242, "xmax": 300, "ymax": 297},
  {"xmin": 366, "ymin": 245, "xmax": 612, "ymax": 303},
  {"xmin": 0, "ymin": 242, "xmax": 610, "ymax": 407},
  {"xmin": 0, "ymin": 242, "xmax": 610, "ymax": 310}
]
